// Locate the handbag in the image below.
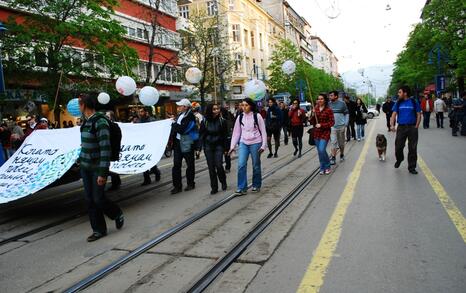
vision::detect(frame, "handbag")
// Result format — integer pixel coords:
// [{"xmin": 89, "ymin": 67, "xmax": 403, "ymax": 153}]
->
[
  {"xmin": 362, "ymin": 112, "xmax": 368, "ymax": 119},
  {"xmin": 307, "ymin": 128, "xmax": 315, "ymax": 145}
]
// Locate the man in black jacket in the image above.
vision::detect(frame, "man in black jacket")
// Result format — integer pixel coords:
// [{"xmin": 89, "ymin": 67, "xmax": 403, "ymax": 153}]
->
[
  {"xmin": 382, "ymin": 96, "xmax": 395, "ymax": 132},
  {"xmin": 170, "ymin": 99, "xmax": 197, "ymax": 194},
  {"xmin": 344, "ymin": 96, "xmax": 357, "ymax": 141}
]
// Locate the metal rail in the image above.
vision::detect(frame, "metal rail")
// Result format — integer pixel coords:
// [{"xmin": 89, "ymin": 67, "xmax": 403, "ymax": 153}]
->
[
  {"xmin": 64, "ymin": 147, "xmax": 314, "ymax": 293},
  {"xmin": 186, "ymin": 166, "xmax": 321, "ymax": 293}
]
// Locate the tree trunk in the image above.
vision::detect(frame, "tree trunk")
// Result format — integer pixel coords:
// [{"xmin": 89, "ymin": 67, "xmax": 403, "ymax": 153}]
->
[{"xmin": 457, "ymin": 76, "xmax": 464, "ymax": 96}]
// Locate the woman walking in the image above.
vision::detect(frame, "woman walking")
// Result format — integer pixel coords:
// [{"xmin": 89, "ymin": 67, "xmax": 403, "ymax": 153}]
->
[
  {"xmin": 310, "ymin": 94, "xmax": 335, "ymax": 175},
  {"xmin": 288, "ymin": 99, "xmax": 306, "ymax": 157},
  {"xmin": 200, "ymin": 103, "xmax": 229, "ymax": 194},
  {"xmin": 228, "ymin": 98, "xmax": 267, "ymax": 195},
  {"xmin": 355, "ymin": 98, "xmax": 368, "ymax": 141}
]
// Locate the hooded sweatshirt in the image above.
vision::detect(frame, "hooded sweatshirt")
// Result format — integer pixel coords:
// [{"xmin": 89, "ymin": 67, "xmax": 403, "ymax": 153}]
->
[{"xmin": 230, "ymin": 112, "xmax": 267, "ymax": 150}]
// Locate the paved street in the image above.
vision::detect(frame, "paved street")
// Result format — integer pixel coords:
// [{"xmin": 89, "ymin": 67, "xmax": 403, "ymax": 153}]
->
[{"xmin": 1, "ymin": 117, "xmax": 465, "ymax": 293}]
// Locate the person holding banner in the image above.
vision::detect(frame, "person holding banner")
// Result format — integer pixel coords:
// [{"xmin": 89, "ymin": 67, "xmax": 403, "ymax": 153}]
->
[
  {"xmin": 137, "ymin": 107, "xmax": 161, "ymax": 186},
  {"xmin": 79, "ymin": 94, "xmax": 124, "ymax": 242},
  {"xmin": 170, "ymin": 98, "xmax": 198, "ymax": 195}
]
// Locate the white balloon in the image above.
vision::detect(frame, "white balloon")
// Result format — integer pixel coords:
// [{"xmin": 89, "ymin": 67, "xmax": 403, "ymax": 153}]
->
[
  {"xmin": 139, "ymin": 86, "xmax": 160, "ymax": 106},
  {"xmin": 185, "ymin": 67, "xmax": 202, "ymax": 84},
  {"xmin": 97, "ymin": 92, "xmax": 110, "ymax": 104},
  {"xmin": 115, "ymin": 76, "xmax": 137, "ymax": 96},
  {"xmin": 244, "ymin": 79, "xmax": 267, "ymax": 101},
  {"xmin": 282, "ymin": 60, "xmax": 296, "ymax": 75}
]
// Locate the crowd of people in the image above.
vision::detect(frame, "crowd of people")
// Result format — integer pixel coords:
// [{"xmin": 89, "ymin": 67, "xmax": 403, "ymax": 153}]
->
[{"xmin": 2, "ymin": 87, "xmax": 465, "ymax": 241}]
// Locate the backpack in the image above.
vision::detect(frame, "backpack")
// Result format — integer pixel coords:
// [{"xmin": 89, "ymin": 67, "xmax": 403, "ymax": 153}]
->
[
  {"xmin": 86, "ymin": 116, "xmax": 122, "ymax": 162},
  {"xmin": 239, "ymin": 112, "xmax": 262, "ymax": 136}
]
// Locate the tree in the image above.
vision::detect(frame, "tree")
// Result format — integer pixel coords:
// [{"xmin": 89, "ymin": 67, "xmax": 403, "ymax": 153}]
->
[
  {"xmin": 389, "ymin": 0, "xmax": 465, "ymax": 96},
  {"xmin": 2, "ymin": 0, "xmax": 138, "ymax": 114},
  {"xmin": 180, "ymin": 10, "xmax": 234, "ymax": 107},
  {"xmin": 267, "ymin": 39, "xmax": 344, "ymax": 101}
]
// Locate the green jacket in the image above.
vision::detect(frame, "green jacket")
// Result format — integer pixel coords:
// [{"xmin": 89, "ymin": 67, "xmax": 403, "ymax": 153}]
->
[{"xmin": 79, "ymin": 112, "xmax": 111, "ymax": 177}]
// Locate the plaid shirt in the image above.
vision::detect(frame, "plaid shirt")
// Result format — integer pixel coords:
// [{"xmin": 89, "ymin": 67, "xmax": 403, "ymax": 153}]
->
[
  {"xmin": 311, "ymin": 106, "xmax": 335, "ymax": 141},
  {"xmin": 79, "ymin": 112, "xmax": 111, "ymax": 177}
]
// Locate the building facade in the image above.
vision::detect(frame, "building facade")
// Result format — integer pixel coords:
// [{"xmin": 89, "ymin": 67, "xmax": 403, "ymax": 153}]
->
[
  {"xmin": 0, "ymin": 0, "xmax": 183, "ymax": 121},
  {"xmin": 310, "ymin": 36, "xmax": 339, "ymax": 77},
  {"xmin": 177, "ymin": 0, "xmax": 285, "ymax": 101}
]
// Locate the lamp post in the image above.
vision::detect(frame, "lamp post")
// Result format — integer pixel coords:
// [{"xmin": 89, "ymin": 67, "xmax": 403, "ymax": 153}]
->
[{"xmin": 0, "ymin": 22, "xmax": 7, "ymax": 94}]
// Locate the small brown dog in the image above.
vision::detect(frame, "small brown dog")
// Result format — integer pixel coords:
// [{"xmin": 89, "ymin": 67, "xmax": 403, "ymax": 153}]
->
[{"xmin": 376, "ymin": 134, "xmax": 387, "ymax": 161}]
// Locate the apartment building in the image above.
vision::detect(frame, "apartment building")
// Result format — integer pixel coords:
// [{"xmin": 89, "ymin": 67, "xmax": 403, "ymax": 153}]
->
[
  {"xmin": 0, "ymin": 0, "xmax": 183, "ymax": 120},
  {"xmin": 310, "ymin": 36, "xmax": 339, "ymax": 77},
  {"xmin": 258, "ymin": 0, "xmax": 313, "ymax": 65},
  {"xmin": 177, "ymin": 0, "xmax": 285, "ymax": 100}
]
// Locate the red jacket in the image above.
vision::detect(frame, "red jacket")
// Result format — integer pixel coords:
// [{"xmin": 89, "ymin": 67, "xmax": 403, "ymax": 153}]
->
[
  {"xmin": 421, "ymin": 98, "xmax": 434, "ymax": 112},
  {"xmin": 310, "ymin": 106, "xmax": 334, "ymax": 141},
  {"xmin": 288, "ymin": 107, "xmax": 306, "ymax": 126}
]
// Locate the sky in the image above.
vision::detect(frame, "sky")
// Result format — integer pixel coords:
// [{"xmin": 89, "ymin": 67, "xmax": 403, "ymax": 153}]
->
[{"xmin": 287, "ymin": 0, "xmax": 427, "ymax": 73}]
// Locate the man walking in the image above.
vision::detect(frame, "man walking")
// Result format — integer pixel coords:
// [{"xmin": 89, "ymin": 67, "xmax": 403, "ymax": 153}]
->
[
  {"xmin": 279, "ymin": 101, "xmax": 290, "ymax": 145},
  {"xmin": 79, "ymin": 94, "xmax": 123, "ymax": 242},
  {"xmin": 434, "ymin": 95, "xmax": 447, "ymax": 128},
  {"xmin": 265, "ymin": 97, "xmax": 283, "ymax": 158},
  {"xmin": 329, "ymin": 91, "xmax": 349, "ymax": 164},
  {"xmin": 170, "ymin": 98, "xmax": 198, "ymax": 194},
  {"xmin": 137, "ymin": 107, "xmax": 161, "ymax": 186},
  {"xmin": 390, "ymin": 86, "xmax": 422, "ymax": 174},
  {"xmin": 421, "ymin": 93, "xmax": 434, "ymax": 129},
  {"xmin": 382, "ymin": 96, "xmax": 395, "ymax": 132},
  {"xmin": 344, "ymin": 95, "xmax": 356, "ymax": 141}
]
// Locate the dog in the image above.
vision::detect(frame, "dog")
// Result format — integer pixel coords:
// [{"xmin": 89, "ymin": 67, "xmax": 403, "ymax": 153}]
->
[{"xmin": 376, "ymin": 134, "xmax": 387, "ymax": 161}]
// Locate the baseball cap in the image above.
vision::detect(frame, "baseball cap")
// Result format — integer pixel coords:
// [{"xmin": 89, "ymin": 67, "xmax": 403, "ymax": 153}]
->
[
  {"xmin": 176, "ymin": 98, "xmax": 191, "ymax": 107},
  {"xmin": 40, "ymin": 118, "xmax": 48, "ymax": 123}
]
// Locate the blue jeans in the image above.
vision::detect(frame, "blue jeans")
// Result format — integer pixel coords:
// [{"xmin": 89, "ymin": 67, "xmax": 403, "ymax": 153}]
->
[
  {"xmin": 356, "ymin": 124, "xmax": 365, "ymax": 140},
  {"xmin": 315, "ymin": 139, "xmax": 330, "ymax": 171},
  {"xmin": 237, "ymin": 142, "xmax": 262, "ymax": 191}
]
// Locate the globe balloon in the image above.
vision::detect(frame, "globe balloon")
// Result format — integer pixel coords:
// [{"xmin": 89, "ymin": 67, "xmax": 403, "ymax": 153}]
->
[
  {"xmin": 115, "ymin": 76, "xmax": 137, "ymax": 96},
  {"xmin": 282, "ymin": 60, "xmax": 296, "ymax": 75},
  {"xmin": 97, "ymin": 92, "xmax": 110, "ymax": 104},
  {"xmin": 185, "ymin": 67, "xmax": 202, "ymax": 84},
  {"xmin": 244, "ymin": 79, "xmax": 267, "ymax": 101},
  {"xmin": 139, "ymin": 86, "xmax": 160, "ymax": 106},
  {"xmin": 66, "ymin": 98, "xmax": 81, "ymax": 117}
]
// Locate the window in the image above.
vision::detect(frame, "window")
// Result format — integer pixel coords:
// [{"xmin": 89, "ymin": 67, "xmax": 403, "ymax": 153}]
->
[
  {"xmin": 207, "ymin": 1, "xmax": 217, "ymax": 16},
  {"xmin": 252, "ymin": 58, "xmax": 257, "ymax": 75},
  {"xmin": 138, "ymin": 62, "xmax": 147, "ymax": 80},
  {"xmin": 137, "ymin": 28, "xmax": 144, "ymax": 39},
  {"xmin": 84, "ymin": 53, "xmax": 95, "ymax": 69},
  {"xmin": 235, "ymin": 53, "xmax": 242, "ymax": 71},
  {"xmin": 128, "ymin": 27, "xmax": 136, "ymax": 37},
  {"xmin": 233, "ymin": 86, "xmax": 242, "ymax": 94},
  {"xmin": 179, "ymin": 5, "xmax": 189, "ymax": 18},
  {"xmin": 245, "ymin": 57, "xmax": 250, "ymax": 73},
  {"xmin": 232, "ymin": 24, "xmax": 240, "ymax": 42},
  {"xmin": 229, "ymin": 0, "xmax": 235, "ymax": 10},
  {"xmin": 259, "ymin": 33, "xmax": 263, "ymax": 50},
  {"xmin": 250, "ymin": 31, "xmax": 255, "ymax": 48},
  {"xmin": 243, "ymin": 29, "xmax": 248, "ymax": 46}
]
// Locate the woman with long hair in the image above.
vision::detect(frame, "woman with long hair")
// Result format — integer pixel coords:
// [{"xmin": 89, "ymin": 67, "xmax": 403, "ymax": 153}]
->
[
  {"xmin": 199, "ymin": 103, "xmax": 229, "ymax": 194},
  {"xmin": 310, "ymin": 94, "xmax": 335, "ymax": 175},
  {"xmin": 288, "ymin": 98, "xmax": 306, "ymax": 157},
  {"xmin": 355, "ymin": 98, "xmax": 368, "ymax": 141},
  {"xmin": 228, "ymin": 98, "xmax": 267, "ymax": 195}
]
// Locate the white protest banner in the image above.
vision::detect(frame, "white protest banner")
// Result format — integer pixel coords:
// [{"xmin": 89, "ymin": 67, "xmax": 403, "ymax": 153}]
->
[
  {"xmin": 0, "ymin": 127, "xmax": 81, "ymax": 204},
  {"xmin": 0, "ymin": 119, "xmax": 173, "ymax": 204},
  {"xmin": 110, "ymin": 119, "xmax": 172, "ymax": 174}
]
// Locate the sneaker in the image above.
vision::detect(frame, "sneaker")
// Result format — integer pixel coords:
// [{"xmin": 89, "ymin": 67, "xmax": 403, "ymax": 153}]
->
[
  {"xmin": 274, "ymin": 153, "xmax": 278, "ymax": 158},
  {"xmin": 251, "ymin": 187, "xmax": 260, "ymax": 193},
  {"xmin": 267, "ymin": 153, "xmax": 273, "ymax": 158},
  {"xmin": 330, "ymin": 157, "xmax": 336, "ymax": 165},
  {"xmin": 293, "ymin": 149, "xmax": 298, "ymax": 156},
  {"xmin": 319, "ymin": 171, "xmax": 325, "ymax": 175},
  {"xmin": 324, "ymin": 169, "xmax": 331, "ymax": 175},
  {"xmin": 234, "ymin": 190, "xmax": 247, "ymax": 196},
  {"xmin": 115, "ymin": 214, "xmax": 124, "ymax": 230},
  {"xmin": 379, "ymin": 157, "xmax": 383, "ymax": 161},
  {"xmin": 357, "ymin": 138, "xmax": 361, "ymax": 141},
  {"xmin": 394, "ymin": 161, "xmax": 401, "ymax": 168},
  {"xmin": 184, "ymin": 185, "xmax": 195, "ymax": 191},
  {"xmin": 87, "ymin": 232, "xmax": 106, "ymax": 242},
  {"xmin": 340, "ymin": 155, "xmax": 345, "ymax": 162}
]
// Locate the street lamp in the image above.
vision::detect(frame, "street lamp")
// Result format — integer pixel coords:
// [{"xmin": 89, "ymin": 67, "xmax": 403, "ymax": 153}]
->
[{"xmin": 0, "ymin": 22, "xmax": 7, "ymax": 94}]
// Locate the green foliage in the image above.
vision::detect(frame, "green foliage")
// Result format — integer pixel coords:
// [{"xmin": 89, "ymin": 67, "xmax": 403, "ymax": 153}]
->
[
  {"xmin": 2, "ymin": 0, "xmax": 138, "ymax": 105},
  {"xmin": 267, "ymin": 39, "xmax": 344, "ymax": 102},
  {"xmin": 389, "ymin": 0, "xmax": 465, "ymax": 95}
]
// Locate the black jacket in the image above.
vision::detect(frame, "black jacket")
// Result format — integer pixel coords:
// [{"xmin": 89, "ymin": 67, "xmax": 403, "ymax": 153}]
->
[
  {"xmin": 382, "ymin": 101, "xmax": 395, "ymax": 115},
  {"xmin": 171, "ymin": 110, "xmax": 196, "ymax": 139},
  {"xmin": 355, "ymin": 104, "xmax": 368, "ymax": 125},
  {"xmin": 346, "ymin": 100, "xmax": 357, "ymax": 119},
  {"xmin": 199, "ymin": 117, "xmax": 228, "ymax": 149}
]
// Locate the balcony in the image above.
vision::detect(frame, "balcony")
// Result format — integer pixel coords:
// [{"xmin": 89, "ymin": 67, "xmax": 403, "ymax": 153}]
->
[{"xmin": 176, "ymin": 17, "xmax": 192, "ymax": 33}]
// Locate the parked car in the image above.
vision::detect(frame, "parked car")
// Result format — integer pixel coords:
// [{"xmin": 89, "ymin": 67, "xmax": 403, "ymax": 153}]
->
[{"xmin": 367, "ymin": 107, "xmax": 379, "ymax": 119}]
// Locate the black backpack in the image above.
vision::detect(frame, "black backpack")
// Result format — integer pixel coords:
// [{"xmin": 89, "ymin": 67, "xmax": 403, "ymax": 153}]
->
[{"xmin": 86, "ymin": 116, "xmax": 122, "ymax": 162}]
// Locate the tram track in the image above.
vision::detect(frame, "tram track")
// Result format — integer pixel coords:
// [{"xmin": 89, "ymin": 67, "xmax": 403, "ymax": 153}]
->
[{"xmin": 63, "ymin": 147, "xmax": 315, "ymax": 293}]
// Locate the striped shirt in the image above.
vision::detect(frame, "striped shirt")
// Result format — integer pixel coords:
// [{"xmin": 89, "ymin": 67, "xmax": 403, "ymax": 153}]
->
[{"xmin": 79, "ymin": 112, "xmax": 111, "ymax": 177}]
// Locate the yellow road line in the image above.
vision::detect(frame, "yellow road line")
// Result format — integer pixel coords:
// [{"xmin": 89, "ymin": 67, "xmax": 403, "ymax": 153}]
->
[
  {"xmin": 418, "ymin": 156, "xmax": 466, "ymax": 243},
  {"xmin": 297, "ymin": 123, "xmax": 375, "ymax": 293}
]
